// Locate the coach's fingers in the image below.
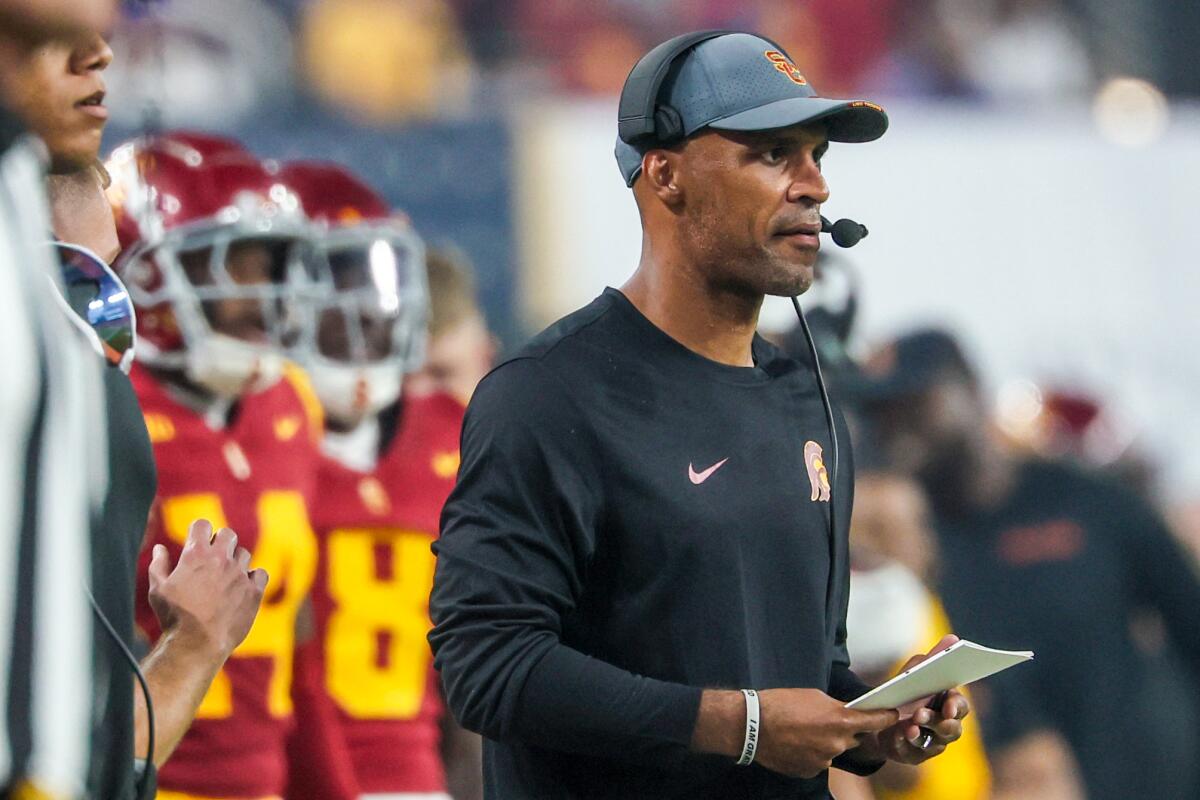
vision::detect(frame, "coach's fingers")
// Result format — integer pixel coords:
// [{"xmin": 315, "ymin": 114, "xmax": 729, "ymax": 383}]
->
[
  {"xmin": 898, "ymin": 634, "xmax": 962, "ymax": 674},
  {"xmin": 928, "ymin": 717, "xmax": 963, "ymax": 742},
  {"xmin": 850, "ymin": 707, "xmax": 900, "ymax": 734},
  {"xmin": 940, "ymin": 692, "xmax": 969, "ymax": 722},
  {"xmin": 235, "ymin": 546, "xmax": 252, "ymax": 571},
  {"xmin": 926, "ymin": 634, "xmax": 960, "ymax": 658}
]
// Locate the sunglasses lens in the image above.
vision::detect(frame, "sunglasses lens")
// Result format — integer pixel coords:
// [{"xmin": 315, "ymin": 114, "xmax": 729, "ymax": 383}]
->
[{"xmin": 53, "ymin": 242, "xmax": 137, "ymax": 368}]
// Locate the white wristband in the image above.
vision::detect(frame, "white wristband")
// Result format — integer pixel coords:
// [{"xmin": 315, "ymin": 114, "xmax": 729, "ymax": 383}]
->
[{"xmin": 736, "ymin": 689, "xmax": 760, "ymax": 766}]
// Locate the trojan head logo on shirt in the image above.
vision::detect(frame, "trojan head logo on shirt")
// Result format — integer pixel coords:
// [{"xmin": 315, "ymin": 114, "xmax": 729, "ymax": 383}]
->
[
  {"xmin": 764, "ymin": 50, "xmax": 808, "ymax": 86},
  {"xmin": 804, "ymin": 440, "xmax": 831, "ymax": 502}
]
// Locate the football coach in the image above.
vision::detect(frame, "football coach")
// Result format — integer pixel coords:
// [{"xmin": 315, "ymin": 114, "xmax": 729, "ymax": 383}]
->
[{"xmin": 429, "ymin": 31, "xmax": 968, "ymax": 799}]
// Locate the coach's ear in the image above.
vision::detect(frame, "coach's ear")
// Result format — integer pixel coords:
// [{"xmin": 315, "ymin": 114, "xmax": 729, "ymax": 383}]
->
[{"xmin": 641, "ymin": 149, "xmax": 684, "ymax": 207}]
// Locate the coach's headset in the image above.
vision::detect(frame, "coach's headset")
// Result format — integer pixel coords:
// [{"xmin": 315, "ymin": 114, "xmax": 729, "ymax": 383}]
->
[{"xmin": 617, "ymin": 31, "xmax": 871, "ymax": 636}]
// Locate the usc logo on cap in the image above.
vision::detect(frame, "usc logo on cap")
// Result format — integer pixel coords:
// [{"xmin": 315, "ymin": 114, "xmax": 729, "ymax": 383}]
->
[{"xmin": 764, "ymin": 50, "xmax": 808, "ymax": 86}]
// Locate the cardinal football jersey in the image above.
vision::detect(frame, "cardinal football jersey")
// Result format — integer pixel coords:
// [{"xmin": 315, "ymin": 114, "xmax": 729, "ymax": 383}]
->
[
  {"xmin": 308, "ymin": 392, "xmax": 464, "ymax": 794},
  {"xmin": 132, "ymin": 364, "xmax": 323, "ymax": 798}
]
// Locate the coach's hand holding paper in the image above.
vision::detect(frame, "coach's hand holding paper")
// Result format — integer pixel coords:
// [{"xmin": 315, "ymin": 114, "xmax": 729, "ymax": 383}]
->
[
  {"xmin": 846, "ymin": 635, "xmax": 972, "ymax": 765},
  {"xmin": 691, "ymin": 687, "xmax": 899, "ymax": 778},
  {"xmin": 849, "ymin": 634, "xmax": 1034, "ymax": 764},
  {"xmin": 689, "ymin": 634, "xmax": 1033, "ymax": 776}
]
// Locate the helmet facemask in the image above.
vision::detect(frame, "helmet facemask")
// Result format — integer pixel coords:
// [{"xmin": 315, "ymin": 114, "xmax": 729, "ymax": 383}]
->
[
  {"xmin": 124, "ymin": 214, "xmax": 312, "ymax": 398},
  {"xmin": 299, "ymin": 223, "xmax": 429, "ymax": 428}
]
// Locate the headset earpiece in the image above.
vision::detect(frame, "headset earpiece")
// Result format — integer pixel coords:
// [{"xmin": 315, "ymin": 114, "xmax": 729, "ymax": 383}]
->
[
  {"xmin": 617, "ymin": 30, "xmax": 732, "ymax": 146},
  {"xmin": 617, "ymin": 29, "xmax": 792, "ymax": 149},
  {"xmin": 653, "ymin": 106, "xmax": 685, "ymax": 144}
]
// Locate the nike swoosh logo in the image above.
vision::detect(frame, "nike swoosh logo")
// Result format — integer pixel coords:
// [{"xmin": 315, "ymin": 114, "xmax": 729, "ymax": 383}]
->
[{"xmin": 689, "ymin": 458, "xmax": 729, "ymax": 485}]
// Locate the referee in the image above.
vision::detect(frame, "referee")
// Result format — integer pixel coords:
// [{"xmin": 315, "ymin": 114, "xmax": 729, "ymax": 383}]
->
[
  {"xmin": 2, "ymin": 8, "xmax": 269, "ymax": 797},
  {"xmin": 0, "ymin": 3, "xmax": 116, "ymax": 795},
  {"xmin": 429, "ymin": 32, "xmax": 968, "ymax": 799}
]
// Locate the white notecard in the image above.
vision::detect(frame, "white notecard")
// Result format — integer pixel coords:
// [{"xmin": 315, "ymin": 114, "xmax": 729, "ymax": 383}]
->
[{"xmin": 846, "ymin": 639, "xmax": 1034, "ymax": 712}]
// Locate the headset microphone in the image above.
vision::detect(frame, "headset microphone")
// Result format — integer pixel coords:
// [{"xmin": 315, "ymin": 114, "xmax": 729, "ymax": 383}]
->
[
  {"xmin": 790, "ymin": 213, "xmax": 869, "ymax": 623},
  {"xmin": 820, "ymin": 216, "xmax": 868, "ymax": 248}
]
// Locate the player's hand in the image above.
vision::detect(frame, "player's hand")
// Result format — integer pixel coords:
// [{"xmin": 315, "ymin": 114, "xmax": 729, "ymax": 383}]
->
[
  {"xmin": 755, "ymin": 688, "xmax": 899, "ymax": 778},
  {"xmin": 147, "ymin": 518, "xmax": 269, "ymax": 659},
  {"xmin": 863, "ymin": 635, "xmax": 970, "ymax": 765}
]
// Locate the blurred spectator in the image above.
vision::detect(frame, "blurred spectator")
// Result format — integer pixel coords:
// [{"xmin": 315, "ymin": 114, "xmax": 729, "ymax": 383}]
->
[
  {"xmin": 849, "ymin": 472, "xmax": 939, "ymax": 582},
  {"xmin": 954, "ymin": 0, "xmax": 1093, "ymax": 104},
  {"xmin": 406, "ymin": 247, "xmax": 496, "ymax": 406},
  {"xmin": 692, "ymin": 0, "xmax": 901, "ymax": 98},
  {"xmin": 301, "ymin": 0, "xmax": 474, "ymax": 123},
  {"xmin": 831, "ymin": 471, "xmax": 993, "ymax": 800},
  {"xmin": 94, "ymin": 0, "xmax": 1199, "ymax": 140},
  {"xmin": 506, "ymin": 0, "xmax": 649, "ymax": 95},
  {"xmin": 851, "ymin": 327, "xmax": 1200, "ymax": 800},
  {"xmin": 864, "ymin": 0, "xmax": 977, "ymax": 99},
  {"xmin": 998, "ymin": 384, "xmax": 1158, "ymax": 502},
  {"xmin": 1066, "ymin": 0, "xmax": 1162, "ymax": 86},
  {"xmin": 105, "ymin": 0, "xmax": 293, "ymax": 128}
]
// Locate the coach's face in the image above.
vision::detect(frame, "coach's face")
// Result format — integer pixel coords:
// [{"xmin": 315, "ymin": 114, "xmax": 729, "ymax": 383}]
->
[
  {"xmin": 675, "ymin": 123, "xmax": 830, "ymax": 297},
  {"xmin": 9, "ymin": 31, "xmax": 112, "ymax": 172}
]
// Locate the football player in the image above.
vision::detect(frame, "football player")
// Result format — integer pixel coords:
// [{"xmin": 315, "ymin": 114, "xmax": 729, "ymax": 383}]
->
[
  {"xmin": 109, "ymin": 135, "xmax": 351, "ymax": 800},
  {"xmin": 404, "ymin": 247, "xmax": 495, "ymax": 409},
  {"xmin": 279, "ymin": 160, "xmax": 480, "ymax": 800},
  {"xmin": 5, "ymin": 16, "xmax": 274, "ymax": 797}
]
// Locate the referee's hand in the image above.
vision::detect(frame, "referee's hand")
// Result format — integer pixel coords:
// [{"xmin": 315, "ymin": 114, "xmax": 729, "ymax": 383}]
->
[
  {"xmin": 692, "ymin": 688, "xmax": 897, "ymax": 778},
  {"xmin": 146, "ymin": 518, "xmax": 269, "ymax": 660}
]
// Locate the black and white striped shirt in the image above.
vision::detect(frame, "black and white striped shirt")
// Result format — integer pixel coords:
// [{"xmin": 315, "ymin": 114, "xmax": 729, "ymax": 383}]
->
[{"xmin": 0, "ymin": 110, "xmax": 106, "ymax": 799}]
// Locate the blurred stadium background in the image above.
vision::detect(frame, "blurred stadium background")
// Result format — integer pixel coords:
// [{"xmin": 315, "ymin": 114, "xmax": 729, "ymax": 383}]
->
[
  {"xmin": 72, "ymin": 1, "xmax": 1200, "ymax": 797},
  {"xmin": 102, "ymin": 0, "xmax": 1200, "ymax": 534}
]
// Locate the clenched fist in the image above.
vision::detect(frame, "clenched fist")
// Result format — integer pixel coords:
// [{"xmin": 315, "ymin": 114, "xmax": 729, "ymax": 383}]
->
[{"xmin": 147, "ymin": 518, "xmax": 268, "ymax": 659}]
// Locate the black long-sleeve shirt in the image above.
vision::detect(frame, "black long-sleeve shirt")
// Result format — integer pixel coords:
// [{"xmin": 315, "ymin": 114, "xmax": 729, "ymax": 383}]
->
[{"xmin": 429, "ymin": 288, "xmax": 877, "ymax": 799}]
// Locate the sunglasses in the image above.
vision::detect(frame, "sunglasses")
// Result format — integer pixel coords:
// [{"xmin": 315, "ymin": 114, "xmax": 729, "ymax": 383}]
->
[{"xmin": 51, "ymin": 241, "xmax": 137, "ymax": 373}]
